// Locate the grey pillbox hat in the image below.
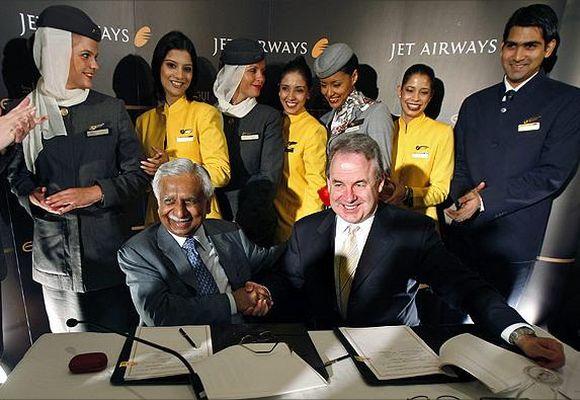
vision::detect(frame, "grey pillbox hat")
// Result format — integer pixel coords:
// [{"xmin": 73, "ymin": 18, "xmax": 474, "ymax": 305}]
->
[{"xmin": 313, "ymin": 43, "xmax": 354, "ymax": 79}]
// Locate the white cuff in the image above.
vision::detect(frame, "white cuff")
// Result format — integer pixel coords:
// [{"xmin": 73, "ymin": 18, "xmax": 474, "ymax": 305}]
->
[
  {"xmin": 477, "ymin": 192, "xmax": 485, "ymax": 212},
  {"xmin": 501, "ymin": 323, "xmax": 534, "ymax": 344},
  {"xmin": 226, "ymin": 292, "xmax": 237, "ymax": 315}
]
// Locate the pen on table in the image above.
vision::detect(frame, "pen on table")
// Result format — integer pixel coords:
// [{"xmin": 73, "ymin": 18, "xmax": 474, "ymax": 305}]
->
[
  {"xmin": 324, "ymin": 354, "xmax": 350, "ymax": 367},
  {"xmin": 178, "ymin": 327, "xmax": 198, "ymax": 349}
]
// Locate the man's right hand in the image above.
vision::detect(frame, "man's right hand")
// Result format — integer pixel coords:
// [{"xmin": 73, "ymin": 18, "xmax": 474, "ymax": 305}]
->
[{"xmin": 28, "ymin": 187, "xmax": 59, "ymax": 214}]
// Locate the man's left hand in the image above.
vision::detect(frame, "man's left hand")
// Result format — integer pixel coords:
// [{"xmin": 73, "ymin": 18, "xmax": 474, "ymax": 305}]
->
[
  {"xmin": 44, "ymin": 185, "xmax": 103, "ymax": 214},
  {"xmin": 516, "ymin": 335, "xmax": 565, "ymax": 369}
]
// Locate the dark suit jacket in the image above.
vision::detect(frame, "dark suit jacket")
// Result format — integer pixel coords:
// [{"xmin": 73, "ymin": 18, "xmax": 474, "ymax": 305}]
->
[
  {"xmin": 450, "ymin": 71, "xmax": 580, "ymax": 262},
  {"xmin": 281, "ymin": 204, "xmax": 524, "ymax": 338},
  {"xmin": 118, "ymin": 219, "xmax": 284, "ymax": 326}
]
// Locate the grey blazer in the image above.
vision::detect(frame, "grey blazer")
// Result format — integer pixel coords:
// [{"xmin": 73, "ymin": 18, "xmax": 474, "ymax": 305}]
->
[
  {"xmin": 321, "ymin": 101, "xmax": 394, "ymax": 172},
  {"xmin": 118, "ymin": 219, "xmax": 284, "ymax": 326}
]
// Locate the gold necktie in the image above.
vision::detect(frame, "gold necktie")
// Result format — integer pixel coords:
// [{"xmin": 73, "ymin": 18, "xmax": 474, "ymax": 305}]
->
[{"xmin": 338, "ymin": 225, "xmax": 360, "ymax": 318}]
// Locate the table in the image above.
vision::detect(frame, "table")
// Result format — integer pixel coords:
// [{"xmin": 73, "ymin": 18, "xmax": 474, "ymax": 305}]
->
[{"xmin": 0, "ymin": 330, "xmax": 573, "ymax": 399}]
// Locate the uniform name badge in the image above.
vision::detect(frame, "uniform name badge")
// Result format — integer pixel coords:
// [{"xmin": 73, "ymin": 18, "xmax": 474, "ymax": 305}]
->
[
  {"xmin": 86, "ymin": 123, "xmax": 109, "ymax": 137},
  {"xmin": 241, "ymin": 132, "xmax": 259, "ymax": 141},
  {"xmin": 345, "ymin": 118, "xmax": 364, "ymax": 133},
  {"xmin": 411, "ymin": 152, "xmax": 429, "ymax": 159},
  {"xmin": 177, "ymin": 129, "xmax": 195, "ymax": 142},
  {"xmin": 518, "ymin": 122, "xmax": 540, "ymax": 132}
]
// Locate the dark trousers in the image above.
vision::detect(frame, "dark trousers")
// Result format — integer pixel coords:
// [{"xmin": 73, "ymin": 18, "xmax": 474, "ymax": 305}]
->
[
  {"xmin": 482, "ymin": 260, "xmax": 534, "ymax": 309},
  {"xmin": 441, "ymin": 225, "xmax": 535, "ymax": 323},
  {"xmin": 42, "ymin": 284, "xmax": 138, "ymax": 333}
]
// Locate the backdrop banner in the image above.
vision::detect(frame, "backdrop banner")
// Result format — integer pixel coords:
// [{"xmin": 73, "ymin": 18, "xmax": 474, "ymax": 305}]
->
[{"xmin": 0, "ymin": 0, "xmax": 578, "ymax": 367}]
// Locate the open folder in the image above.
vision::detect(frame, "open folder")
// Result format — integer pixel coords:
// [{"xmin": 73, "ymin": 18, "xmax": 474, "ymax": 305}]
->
[
  {"xmin": 336, "ymin": 325, "xmax": 543, "ymax": 393},
  {"xmin": 124, "ymin": 326, "xmax": 212, "ymax": 380},
  {"xmin": 112, "ymin": 325, "xmax": 328, "ymax": 399}
]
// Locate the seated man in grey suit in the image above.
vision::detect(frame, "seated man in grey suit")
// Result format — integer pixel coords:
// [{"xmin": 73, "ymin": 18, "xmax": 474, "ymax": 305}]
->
[
  {"xmin": 279, "ymin": 133, "xmax": 565, "ymax": 369},
  {"xmin": 119, "ymin": 158, "xmax": 282, "ymax": 326}
]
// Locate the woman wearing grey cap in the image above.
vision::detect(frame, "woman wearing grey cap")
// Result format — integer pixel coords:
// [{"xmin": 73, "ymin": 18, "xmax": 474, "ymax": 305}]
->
[
  {"xmin": 7, "ymin": 5, "xmax": 148, "ymax": 333},
  {"xmin": 213, "ymin": 38, "xmax": 283, "ymax": 246},
  {"xmin": 314, "ymin": 43, "xmax": 394, "ymax": 172}
]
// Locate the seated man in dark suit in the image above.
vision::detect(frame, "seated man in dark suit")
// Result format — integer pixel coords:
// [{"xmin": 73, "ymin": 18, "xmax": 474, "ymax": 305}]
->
[
  {"xmin": 118, "ymin": 158, "xmax": 282, "ymax": 326},
  {"xmin": 280, "ymin": 133, "xmax": 564, "ymax": 369}
]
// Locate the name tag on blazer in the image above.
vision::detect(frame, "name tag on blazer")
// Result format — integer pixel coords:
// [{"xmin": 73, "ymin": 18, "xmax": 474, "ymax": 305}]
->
[
  {"xmin": 412, "ymin": 152, "xmax": 429, "ymax": 159},
  {"xmin": 518, "ymin": 122, "xmax": 540, "ymax": 132},
  {"xmin": 177, "ymin": 129, "xmax": 195, "ymax": 142},
  {"xmin": 86, "ymin": 123, "xmax": 109, "ymax": 137},
  {"xmin": 285, "ymin": 141, "xmax": 298, "ymax": 153},
  {"xmin": 345, "ymin": 119, "xmax": 364, "ymax": 133},
  {"xmin": 241, "ymin": 132, "xmax": 260, "ymax": 141}
]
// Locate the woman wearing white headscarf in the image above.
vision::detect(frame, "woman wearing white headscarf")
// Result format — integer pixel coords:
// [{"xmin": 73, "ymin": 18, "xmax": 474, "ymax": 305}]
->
[
  {"xmin": 213, "ymin": 38, "xmax": 283, "ymax": 246},
  {"xmin": 7, "ymin": 5, "xmax": 148, "ymax": 333}
]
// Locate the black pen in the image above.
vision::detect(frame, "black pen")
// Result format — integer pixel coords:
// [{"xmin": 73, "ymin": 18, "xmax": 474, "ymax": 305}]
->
[
  {"xmin": 179, "ymin": 327, "xmax": 198, "ymax": 349},
  {"xmin": 324, "ymin": 354, "xmax": 350, "ymax": 367}
]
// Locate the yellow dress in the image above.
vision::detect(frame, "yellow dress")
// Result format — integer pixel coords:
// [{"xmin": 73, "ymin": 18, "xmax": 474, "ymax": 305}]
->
[
  {"xmin": 391, "ymin": 113, "xmax": 454, "ymax": 221},
  {"xmin": 136, "ymin": 96, "xmax": 230, "ymax": 223},
  {"xmin": 274, "ymin": 110, "xmax": 327, "ymax": 241}
]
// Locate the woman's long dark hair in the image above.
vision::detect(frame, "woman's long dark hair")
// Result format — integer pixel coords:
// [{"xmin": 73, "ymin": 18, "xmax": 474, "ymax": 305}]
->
[{"xmin": 151, "ymin": 31, "xmax": 197, "ymax": 103}]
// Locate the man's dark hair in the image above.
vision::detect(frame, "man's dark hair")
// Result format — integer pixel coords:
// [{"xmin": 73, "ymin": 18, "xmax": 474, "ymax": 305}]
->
[
  {"xmin": 151, "ymin": 31, "xmax": 197, "ymax": 103},
  {"xmin": 503, "ymin": 4, "xmax": 559, "ymax": 71}
]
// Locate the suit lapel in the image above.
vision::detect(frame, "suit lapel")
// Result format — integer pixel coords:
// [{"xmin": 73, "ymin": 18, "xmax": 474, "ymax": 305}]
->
[
  {"xmin": 316, "ymin": 211, "xmax": 340, "ymax": 311},
  {"xmin": 157, "ymin": 226, "xmax": 199, "ymax": 291},
  {"xmin": 350, "ymin": 206, "xmax": 395, "ymax": 295}
]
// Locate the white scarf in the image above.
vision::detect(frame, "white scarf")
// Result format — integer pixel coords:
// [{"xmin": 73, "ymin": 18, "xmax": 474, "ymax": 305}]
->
[
  {"xmin": 213, "ymin": 64, "xmax": 257, "ymax": 118},
  {"xmin": 23, "ymin": 27, "xmax": 89, "ymax": 173}
]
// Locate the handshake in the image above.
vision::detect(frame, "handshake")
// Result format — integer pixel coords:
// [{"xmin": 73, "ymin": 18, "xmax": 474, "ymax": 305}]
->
[{"xmin": 232, "ymin": 281, "xmax": 273, "ymax": 317}]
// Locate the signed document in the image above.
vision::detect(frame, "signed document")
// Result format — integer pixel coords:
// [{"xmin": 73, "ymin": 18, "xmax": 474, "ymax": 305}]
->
[
  {"xmin": 339, "ymin": 326, "xmax": 443, "ymax": 380},
  {"xmin": 123, "ymin": 325, "xmax": 212, "ymax": 380},
  {"xmin": 337, "ymin": 326, "xmax": 555, "ymax": 394}
]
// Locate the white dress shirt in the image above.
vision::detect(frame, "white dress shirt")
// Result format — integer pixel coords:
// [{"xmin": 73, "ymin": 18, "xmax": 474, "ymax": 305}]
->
[{"xmin": 168, "ymin": 225, "xmax": 237, "ymax": 314}]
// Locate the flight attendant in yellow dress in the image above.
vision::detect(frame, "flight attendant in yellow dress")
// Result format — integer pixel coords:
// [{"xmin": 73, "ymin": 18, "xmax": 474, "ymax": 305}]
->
[
  {"xmin": 388, "ymin": 64, "xmax": 453, "ymax": 222},
  {"xmin": 274, "ymin": 56, "xmax": 327, "ymax": 242},
  {"xmin": 136, "ymin": 31, "xmax": 230, "ymax": 222}
]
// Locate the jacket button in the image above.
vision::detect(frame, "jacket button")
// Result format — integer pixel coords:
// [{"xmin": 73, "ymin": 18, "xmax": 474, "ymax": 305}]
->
[
  {"xmin": 490, "ymin": 142, "xmax": 499, "ymax": 148},
  {"xmin": 500, "ymin": 107, "xmax": 507, "ymax": 113}
]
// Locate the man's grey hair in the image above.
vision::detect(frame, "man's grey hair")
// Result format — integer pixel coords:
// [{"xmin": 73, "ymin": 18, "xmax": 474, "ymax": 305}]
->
[
  {"xmin": 326, "ymin": 134, "xmax": 385, "ymax": 181},
  {"xmin": 152, "ymin": 158, "xmax": 214, "ymax": 200}
]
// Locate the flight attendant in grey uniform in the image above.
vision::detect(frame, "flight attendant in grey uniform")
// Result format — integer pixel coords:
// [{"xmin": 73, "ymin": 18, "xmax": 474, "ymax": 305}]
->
[
  {"xmin": 213, "ymin": 39, "xmax": 283, "ymax": 246},
  {"xmin": 7, "ymin": 5, "xmax": 149, "ymax": 333},
  {"xmin": 314, "ymin": 43, "xmax": 394, "ymax": 172}
]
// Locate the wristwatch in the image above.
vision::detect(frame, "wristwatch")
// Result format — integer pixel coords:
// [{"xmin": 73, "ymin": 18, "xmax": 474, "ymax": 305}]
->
[{"xmin": 509, "ymin": 326, "xmax": 537, "ymax": 345}]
